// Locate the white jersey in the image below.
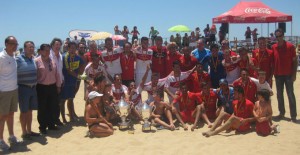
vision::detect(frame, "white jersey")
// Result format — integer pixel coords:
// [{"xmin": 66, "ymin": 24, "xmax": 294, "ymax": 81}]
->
[
  {"xmin": 84, "ymin": 62, "xmax": 109, "ymax": 81},
  {"xmin": 222, "ymin": 58, "xmax": 240, "ymax": 85},
  {"xmin": 164, "ymin": 71, "xmax": 192, "ymax": 102},
  {"xmin": 129, "ymin": 88, "xmax": 143, "ymax": 107},
  {"xmin": 112, "ymin": 84, "xmax": 128, "ymax": 100},
  {"xmin": 101, "ymin": 48, "xmax": 122, "ymax": 77},
  {"xmin": 135, "ymin": 48, "xmax": 153, "ymax": 74},
  {"xmin": 250, "ymin": 77, "xmax": 273, "ymax": 93},
  {"xmin": 138, "ymin": 77, "xmax": 167, "ymax": 104}
]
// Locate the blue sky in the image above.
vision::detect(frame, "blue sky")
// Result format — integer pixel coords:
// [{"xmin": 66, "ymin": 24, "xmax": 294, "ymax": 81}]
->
[{"xmin": 1, "ymin": 0, "xmax": 299, "ymax": 48}]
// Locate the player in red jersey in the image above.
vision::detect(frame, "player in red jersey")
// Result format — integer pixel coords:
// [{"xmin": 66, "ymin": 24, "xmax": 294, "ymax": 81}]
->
[
  {"xmin": 233, "ymin": 69, "xmax": 257, "ymax": 103},
  {"xmin": 179, "ymin": 46, "xmax": 197, "ymax": 72},
  {"xmin": 150, "ymin": 36, "xmax": 167, "ymax": 78}
]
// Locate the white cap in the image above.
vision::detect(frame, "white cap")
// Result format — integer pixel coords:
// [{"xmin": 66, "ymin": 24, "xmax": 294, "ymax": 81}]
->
[{"xmin": 88, "ymin": 91, "xmax": 103, "ymax": 100}]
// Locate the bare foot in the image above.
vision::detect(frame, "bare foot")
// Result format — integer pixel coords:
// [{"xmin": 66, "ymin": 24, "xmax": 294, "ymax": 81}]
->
[
  {"xmin": 62, "ymin": 118, "xmax": 68, "ymax": 123},
  {"xmin": 183, "ymin": 124, "xmax": 188, "ymax": 131},
  {"xmin": 191, "ymin": 125, "xmax": 196, "ymax": 131},
  {"xmin": 169, "ymin": 124, "xmax": 175, "ymax": 131},
  {"xmin": 204, "ymin": 131, "xmax": 214, "ymax": 137},
  {"xmin": 207, "ymin": 123, "xmax": 213, "ymax": 128}
]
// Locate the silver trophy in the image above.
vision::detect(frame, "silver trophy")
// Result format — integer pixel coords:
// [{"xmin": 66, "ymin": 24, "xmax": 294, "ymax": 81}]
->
[
  {"xmin": 140, "ymin": 103, "xmax": 153, "ymax": 132},
  {"xmin": 115, "ymin": 98, "xmax": 130, "ymax": 130}
]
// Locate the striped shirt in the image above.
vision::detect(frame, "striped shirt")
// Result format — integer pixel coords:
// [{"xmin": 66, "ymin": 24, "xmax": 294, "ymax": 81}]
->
[{"xmin": 16, "ymin": 54, "xmax": 37, "ymax": 86}]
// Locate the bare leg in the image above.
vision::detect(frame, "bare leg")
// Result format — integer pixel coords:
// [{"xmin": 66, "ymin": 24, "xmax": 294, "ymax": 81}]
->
[
  {"xmin": 203, "ymin": 116, "xmax": 241, "ymax": 137},
  {"xmin": 90, "ymin": 123, "xmax": 114, "ymax": 137},
  {"xmin": 60, "ymin": 100, "xmax": 67, "ymax": 123},
  {"xmin": 165, "ymin": 109, "xmax": 175, "ymax": 130},
  {"xmin": 171, "ymin": 107, "xmax": 188, "ymax": 130},
  {"xmin": 201, "ymin": 113, "xmax": 213, "ymax": 128},
  {"xmin": 191, "ymin": 105, "xmax": 202, "ymax": 131},
  {"xmin": 7, "ymin": 112, "xmax": 15, "ymax": 136},
  {"xmin": 0, "ymin": 115, "xmax": 7, "ymax": 140},
  {"xmin": 154, "ymin": 118, "xmax": 173, "ymax": 130},
  {"xmin": 68, "ymin": 99, "xmax": 78, "ymax": 120},
  {"xmin": 27, "ymin": 111, "xmax": 33, "ymax": 133},
  {"xmin": 20, "ymin": 112, "xmax": 27, "ymax": 136}
]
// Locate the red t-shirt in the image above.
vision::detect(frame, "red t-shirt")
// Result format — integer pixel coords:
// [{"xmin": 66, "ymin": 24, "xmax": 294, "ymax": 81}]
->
[
  {"xmin": 189, "ymin": 71, "xmax": 211, "ymax": 93},
  {"xmin": 233, "ymin": 99, "xmax": 254, "ymax": 132},
  {"xmin": 151, "ymin": 46, "xmax": 167, "ymax": 77},
  {"xmin": 165, "ymin": 51, "xmax": 181, "ymax": 77},
  {"xmin": 233, "ymin": 78, "xmax": 257, "ymax": 103},
  {"xmin": 252, "ymin": 49, "xmax": 273, "ymax": 80},
  {"xmin": 237, "ymin": 58, "xmax": 258, "ymax": 78},
  {"xmin": 179, "ymin": 55, "xmax": 198, "ymax": 72},
  {"xmin": 272, "ymin": 41, "xmax": 296, "ymax": 75},
  {"xmin": 120, "ymin": 53, "xmax": 135, "ymax": 80},
  {"xmin": 84, "ymin": 51, "xmax": 102, "ymax": 62},
  {"xmin": 173, "ymin": 91, "xmax": 201, "ymax": 112},
  {"xmin": 200, "ymin": 90, "xmax": 218, "ymax": 119}
]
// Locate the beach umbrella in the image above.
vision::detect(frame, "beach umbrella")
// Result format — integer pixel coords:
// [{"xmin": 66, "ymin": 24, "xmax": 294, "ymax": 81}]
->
[
  {"xmin": 168, "ymin": 25, "xmax": 191, "ymax": 32},
  {"xmin": 90, "ymin": 32, "xmax": 112, "ymax": 40},
  {"xmin": 111, "ymin": 35, "xmax": 126, "ymax": 41}
]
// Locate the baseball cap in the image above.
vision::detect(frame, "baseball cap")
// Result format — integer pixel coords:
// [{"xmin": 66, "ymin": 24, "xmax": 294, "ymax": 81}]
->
[
  {"xmin": 88, "ymin": 91, "xmax": 103, "ymax": 100},
  {"xmin": 219, "ymin": 79, "xmax": 228, "ymax": 85}
]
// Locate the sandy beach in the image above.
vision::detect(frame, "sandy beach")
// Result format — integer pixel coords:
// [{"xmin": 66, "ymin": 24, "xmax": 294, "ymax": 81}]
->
[{"xmin": 2, "ymin": 75, "xmax": 300, "ymax": 155}]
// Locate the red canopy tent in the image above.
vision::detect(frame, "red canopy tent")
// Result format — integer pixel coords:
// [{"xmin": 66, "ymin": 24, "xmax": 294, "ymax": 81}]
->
[{"xmin": 212, "ymin": 1, "xmax": 293, "ymax": 37}]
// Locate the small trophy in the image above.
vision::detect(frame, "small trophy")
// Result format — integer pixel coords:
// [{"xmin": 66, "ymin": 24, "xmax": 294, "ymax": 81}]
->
[
  {"xmin": 141, "ymin": 103, "xmax": 153, "ymax": 132},
  {"xmin": 115, "ymin": 97, "xmax": 130, "ymax": 130}
]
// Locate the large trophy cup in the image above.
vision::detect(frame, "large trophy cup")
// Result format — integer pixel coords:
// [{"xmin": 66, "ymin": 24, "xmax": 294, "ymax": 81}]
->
[
  {"xmin": 141, "ymin": 103, "xmax": 153, "ymax": 132},
  {"xmin": 115, "ymin": 98, "xmax": 130, "ymax": 130}
]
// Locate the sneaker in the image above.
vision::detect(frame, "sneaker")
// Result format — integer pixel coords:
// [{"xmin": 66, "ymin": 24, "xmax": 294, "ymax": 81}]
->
[
  {"xmin": 274, "ymin": 114, "xmax": 284, "ymax": 120},
  {"xmin": 291, "ymin": 117, "xmax": 297, "ymax": 123},
  {"xmin": 8, "ymin": 136, "xmax": 22, "ymax": 145},
  {"xmin": 29, "ymin": 131, "xmax": 40, "ymax": 137},
  {"xmin": 21, "ymin": 134, "xmax": 32, "ymax": 140},
  {"xmin": 0, "ymin": 140, "xmax": 10, "ymax": 151},
  {"xmin": 40, "ymin": 129, "xmax": 47, "ymax": 135}
]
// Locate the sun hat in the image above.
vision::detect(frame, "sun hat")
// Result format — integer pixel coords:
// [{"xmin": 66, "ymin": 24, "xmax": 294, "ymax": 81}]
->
[{"xmin": 88, "ymin": 91, "xmax": 103, "ymax": 100}]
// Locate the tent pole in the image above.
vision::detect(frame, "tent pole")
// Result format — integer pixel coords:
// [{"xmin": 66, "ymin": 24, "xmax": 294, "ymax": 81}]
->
[
  {"xmin": 268, "ymin": 23, "xmax": 269, "ymax": 37},
  {"xmin": 291, "ymin": 21, "xmax": 293, "ymax": 37},
  {"xmin": 261, "ymin": 24, "xmax": 263, "ymax": 37},
  {"xmin": 228, "ymin": 23, "xmax": 230, "ymax": 41}
]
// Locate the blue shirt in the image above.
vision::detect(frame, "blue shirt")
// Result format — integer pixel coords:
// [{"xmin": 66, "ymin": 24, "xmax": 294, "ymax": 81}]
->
[
  {"xmin": 214, "ymin": 87, "xmax": 234, "ymax": 114},
  {"xmin": 191, "ymin": 48, "xmax": 210, "ymax": 71},
  {"xmin": 62, "ymin": 54, "xmax": 84, "ymax": 86},
  {"xmin": 15, "ymin": 54, "xmax": 37, "ymax": 85},
  {"xmin": 201, "ymin": 52, "xmax": 226, "ymax": 88}
]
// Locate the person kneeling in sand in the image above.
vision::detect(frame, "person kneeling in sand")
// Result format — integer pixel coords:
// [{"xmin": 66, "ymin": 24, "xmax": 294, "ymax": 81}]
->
[
  {"xmin": 202, "ymin": 86, "xmax": 255, "ymax": 137},
  {"xmin": 253, "ymin": 89, "xmax": 279, "ymax": 136},
  {"xmin": 149, "ymin": 90, "xmax": 175, "ymax": 130},
  {"xmin": 85, "ymin": 91, "xmax": 114, "ymax": 137}
]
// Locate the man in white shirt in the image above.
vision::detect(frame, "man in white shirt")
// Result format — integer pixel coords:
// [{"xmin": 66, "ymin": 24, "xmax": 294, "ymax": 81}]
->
[
  {"xmin": 101, "ymin": 38, "xmax": 122, "ymax": 77},
  {"xmin": 0, "ymin": 36, "xmax": 21, "ymax": 150},
  {"xmin": 49, "ymin": 38, "xmax": 64, "ymax": 126},
  {"xmin": 135, "ymin": 37, "xmax": 153, "ymax": 86}
]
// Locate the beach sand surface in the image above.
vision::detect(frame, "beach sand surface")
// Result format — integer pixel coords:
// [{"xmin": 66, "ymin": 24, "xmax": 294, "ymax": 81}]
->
[{"xmin": 2, "ymin": 75, "xmax": 300, "ymax": 155}]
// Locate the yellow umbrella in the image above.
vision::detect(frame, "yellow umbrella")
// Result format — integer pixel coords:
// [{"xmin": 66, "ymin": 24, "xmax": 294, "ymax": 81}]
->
[{"xmin": 90, "ymin": 32, "xmax": 112, "ymax": 40}]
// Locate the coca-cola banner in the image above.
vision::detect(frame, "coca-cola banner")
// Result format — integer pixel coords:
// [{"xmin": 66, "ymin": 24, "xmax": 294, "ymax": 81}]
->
[{"xmin": 213, "ymin": 1, "xmax": 292, "ymax": 23}]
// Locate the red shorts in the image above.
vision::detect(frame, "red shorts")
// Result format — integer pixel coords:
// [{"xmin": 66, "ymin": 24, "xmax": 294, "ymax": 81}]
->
[
  {"xmin": 180, "ymin": 110, "xmax": 195, "ymax": 123},
  {"xmin": 237, "ymin": 118, "xmax": 250, "ymax": 132},
  {"xmin": 256, "ymin": 121, "xmax": 271, "ymax": 136}
]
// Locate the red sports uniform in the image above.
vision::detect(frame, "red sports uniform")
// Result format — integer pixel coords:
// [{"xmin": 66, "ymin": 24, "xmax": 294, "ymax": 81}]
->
[
  {"xmin": 252, "ymin": 48, "xmax": 274, "ymax": 81},
  {"xmin": 179, "ymin": 55, "xmax": 197, "ymax": 72},
  {"xmin": 84, "ymin": 51, "xmax": 102, "ymax": 62},
  {"xmin": 120, "ymin": 52, "xmax": 135, "ymax": 81},
  {"xmin": 189, "ymin": 71, "xmax": 210, "ymax": 93},
  {"xmin": 232, "ymin": 99, "xmax": 254, "ymax": 132},
  {"xmin": 256, "ymin": 121, "xmax": 272, "ymax": 136},
  {"xmin": 200, "ymin": 90, "xmax": 218, "ymax": 119},
  {"xmin": 173, "ymin": 92, "xmax": 201, "ymax": 123},
  {"xmin": 151, "ymin": 46, "xmax": 167, "ymax": 78},
  {"xmin": 165, "ymin": 51, "xmax": 181, "ymax": 77},
  {"xmin": 233, "ymin": 78, "xmax": 257, "ymax": 103},
  {"xmin": 237, "ymin": 58, "xmax": 258, "ymax": 78}
]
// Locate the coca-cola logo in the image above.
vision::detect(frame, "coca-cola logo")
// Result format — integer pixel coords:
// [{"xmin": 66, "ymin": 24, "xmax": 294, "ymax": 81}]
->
[
  {"xmin": 245, "ymin": 8, "xmax": 271, "ymax": 14},
  {"xmin": 276, "ymin": 17, "xmax": 288, "ymax": 21}
]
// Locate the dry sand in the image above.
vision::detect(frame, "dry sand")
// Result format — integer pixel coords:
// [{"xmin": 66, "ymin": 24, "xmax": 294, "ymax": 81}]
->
[{"xmin": 2, "ymin": 75, "xmax": 300, "ymax": 155}]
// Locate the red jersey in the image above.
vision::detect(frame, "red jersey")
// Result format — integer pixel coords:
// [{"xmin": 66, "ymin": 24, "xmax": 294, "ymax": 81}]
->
[
  {"xmin": 165, "ymin": 51, "xmax": 181, "ymax": 77},
  {"xmin": 233, "ymin": 99, "xmax": 254, "ymax": 132},
  {"xmin": 189, "ymin": 71, "xmax": 211, "ymax": 93},
  {"xmin": 173, "ymin": 91, "xmax": 201, "ymax": 112},
  {"xmin": 200, "ymin": 90, "xmax": 218, "ymax": 119},
  {"xmin": 272, "ymin": 41, "xmax": 296, "ymax": 76},
  {"xmin": 233, "ymin": 78, "xmax": 257, "ymax": 103},
  {"xmin": 238, "ymin": 58, "xmax": 258, "ymax": 78},
  {"xmin": 151, "ymin": 46, "xmax": 167, "ymax": 77},
  {"xmin": 179, "ymin": 55, "xmax": 197, "ymax": 72},
  {"xmin": 120, "ymin": 52, "xmax": 135, "ymax": 80},
  {"xmin": 84, "ymin": 51, "xmax": 102, "ymax": 62},
  {"xmin": 252, "ymin": 49, "xmax": 273, "ymax": 80}
]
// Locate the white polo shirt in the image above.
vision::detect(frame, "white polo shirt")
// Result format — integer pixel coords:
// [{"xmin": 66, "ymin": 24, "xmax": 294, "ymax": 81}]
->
[
  {"xmin": 101, "ymin": 48, "xmax": 123, "ymax": 77},
  {"xmin": 0, "ymin": 50, "xmax": 18, "ymax": 91}
]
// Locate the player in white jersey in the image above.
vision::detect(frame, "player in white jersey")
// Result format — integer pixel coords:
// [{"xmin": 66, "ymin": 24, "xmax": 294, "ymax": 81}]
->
[
  {"xmin": 134, "ymin": 37, "xmax": 153, "ymax": 86},
  {"xmin": 222, "ymin": 49, "xmax": 240, "ymax": 85},
  {"xmin": 164, "ymin": 60, "xmax": 195, "ymax": 103},
  {"xmin": 111, "ymin": 74, "xmax": 129, "ymax": 103},
  {"xmin": 250, "ymin": 71, "xmax": 273, "ymax": 96},
  {"xmin": 101, "ymin": 37, "xmax": 123, "ymax": 77}
]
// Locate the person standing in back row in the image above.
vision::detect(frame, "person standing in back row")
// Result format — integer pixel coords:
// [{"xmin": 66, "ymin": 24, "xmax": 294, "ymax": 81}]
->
[{"xmin": 272, "ymin": 28, "xmax": 298, "ymax": 122}]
